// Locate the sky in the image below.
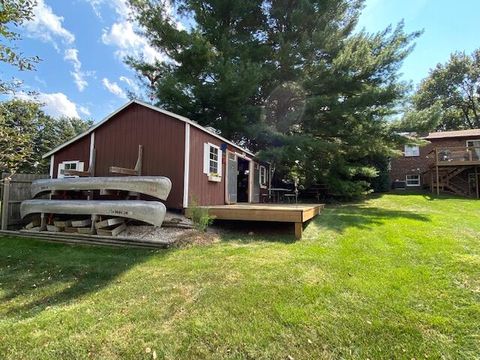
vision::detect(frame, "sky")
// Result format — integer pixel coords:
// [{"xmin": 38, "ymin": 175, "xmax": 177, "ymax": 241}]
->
[
  {"xmin": 357, "ymin": 0, "xmax": 480, "ymax": 86},
  {"xmin": 2, "ymin": 0, "xmax": 480, "ymax": 122}
]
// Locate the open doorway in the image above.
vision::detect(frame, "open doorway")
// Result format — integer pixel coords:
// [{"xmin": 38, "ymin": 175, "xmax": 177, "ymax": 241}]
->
[{"xmin": 237, "ymin": 157, "xmax": 250, "ymax": 202}]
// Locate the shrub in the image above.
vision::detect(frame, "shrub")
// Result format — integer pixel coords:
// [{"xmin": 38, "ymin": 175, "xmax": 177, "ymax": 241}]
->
[{"xmin": 188, "ymin": 200, "xmax": 215, "ymax": 232}]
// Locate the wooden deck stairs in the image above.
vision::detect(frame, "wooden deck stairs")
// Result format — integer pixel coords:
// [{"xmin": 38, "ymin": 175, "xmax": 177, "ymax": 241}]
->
[
  {"xmin": 428, "ymin": 146, "xmax": 480, "ymax": 198},
  {"xmin": 431, "ymin": 166, "xmax": 469, "ymax": 196}
]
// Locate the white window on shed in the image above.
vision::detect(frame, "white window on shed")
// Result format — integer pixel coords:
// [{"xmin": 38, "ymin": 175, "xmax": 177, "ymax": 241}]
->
[
  {"xmin": 259, "ymin": 165, "xmax": 267, "ymax": 187},
  {"xmin": 404, "ymin": 145, "xmax": 420, "ymax": 157},
  {"xmin": 203, "ymin": 143, "xmax": 222, "ymax": 176},
  {"xmin": 405, "ymin": 174, "xmax": 420, "ymax": 187},
  {"xmin": 58, "ymin": 161, "xmax": 84, "ymax": 178}
]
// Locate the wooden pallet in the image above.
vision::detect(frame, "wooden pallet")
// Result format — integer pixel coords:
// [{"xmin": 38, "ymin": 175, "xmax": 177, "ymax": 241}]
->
[
  {"xmin": 46, "ymin": 224, "xmax": 63, "ymax": 232},
  {"xmin": 96, "ymin": 223, "xmax": 127, "ymax": 237},
  {"xmin": 53, "ymin": 219, "xmax": 72, "ymax": 227},
  {"xmin": 95, "ymin": 217, "xmax": 124, "ymax": 229},
  {"xmin": 71, "ymin": 219, "xmax": 92, "ymax": 227},
  {"xmin": 0, "ymin": 230, "xmax": 169, "ymax": 249}
]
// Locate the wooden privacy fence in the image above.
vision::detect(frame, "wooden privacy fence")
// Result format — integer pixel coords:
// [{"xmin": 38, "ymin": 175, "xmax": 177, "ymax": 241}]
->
[{"xmin": 1, "ymin": 173, "xmax": 49, "ymax": 230}]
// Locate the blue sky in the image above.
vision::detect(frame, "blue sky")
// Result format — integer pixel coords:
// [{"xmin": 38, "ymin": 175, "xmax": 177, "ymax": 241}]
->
[
  {"xmin": 357, "ymin": 0, "xmax": 480, "ymax": 86},
  {"xmin": 3, "ymin": 0, "xmax": 480, "ymax": 121}
]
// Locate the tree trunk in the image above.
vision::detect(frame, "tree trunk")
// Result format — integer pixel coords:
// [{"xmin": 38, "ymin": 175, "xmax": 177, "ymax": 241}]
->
[
  {"xmin": 462, "ymin": 107, "xmax": 474, "ymax": 128},
  {"xmin": 469, "ymin": 99, "xmax": 480, "ymax": 127}
]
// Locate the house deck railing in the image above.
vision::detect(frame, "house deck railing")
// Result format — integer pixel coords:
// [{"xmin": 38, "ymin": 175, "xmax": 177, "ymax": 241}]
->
[{"xmin": 432, "ymin": 146, "xmax": 480, "ymax": 166}]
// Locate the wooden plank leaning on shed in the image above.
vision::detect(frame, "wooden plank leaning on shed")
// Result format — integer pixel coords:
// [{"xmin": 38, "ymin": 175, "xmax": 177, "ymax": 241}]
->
[{"xmin": 109, "ymin": 145, "xmax": 143, "ymax": 176}]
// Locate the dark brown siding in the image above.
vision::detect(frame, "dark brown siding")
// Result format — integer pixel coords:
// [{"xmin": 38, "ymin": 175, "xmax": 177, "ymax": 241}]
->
[
  {"xmin": 50, "ymin": 102, "xmax": 267, "ymax": 208},
  {"xmin": 188, "ymin": 126, "xmax": 225, "ymax": 206},
  {"xmin": 93, "ymin": 103, "xmax": 185, "ymax": 209},
  {"xmin": 53, "ymin": 135, "xmax": 90, "ymax": 178},
  {"xmin": 390, "ymin": 136, "xmax": 480, "ymax": 187}
]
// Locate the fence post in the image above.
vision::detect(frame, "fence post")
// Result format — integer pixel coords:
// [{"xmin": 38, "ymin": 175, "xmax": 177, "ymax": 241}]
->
[{"xmin": 1, "ymin": 178, "xmax": 11, "ymax": 230}]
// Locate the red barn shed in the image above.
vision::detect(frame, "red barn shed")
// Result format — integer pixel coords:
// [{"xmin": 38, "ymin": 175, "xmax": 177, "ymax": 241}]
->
[{"xmin": 43, "ymin": 100, "xmax": 270, "ymax": 210}]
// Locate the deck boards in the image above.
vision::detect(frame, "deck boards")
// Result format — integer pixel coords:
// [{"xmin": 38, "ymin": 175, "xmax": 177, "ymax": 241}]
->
[
  {"xmin": 201, "ymin": 203, "xmax": 323, "ymax": 222},
  {"xmin": 194, "ymin": 203, "xmax": 325, "ymax": 239}
]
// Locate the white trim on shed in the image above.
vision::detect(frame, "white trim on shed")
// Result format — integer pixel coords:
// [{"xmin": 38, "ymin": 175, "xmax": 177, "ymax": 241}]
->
[
  {"xmin": 183, "ymin": 123, "xmax": 190, "ymax": 208},
  {"xmin": 49, "ymin": 155, "xmax": 55, "ymax": 179},
  {"xmin": 89, "ymin": 132, "xmax": 95, "ymax": 168}
]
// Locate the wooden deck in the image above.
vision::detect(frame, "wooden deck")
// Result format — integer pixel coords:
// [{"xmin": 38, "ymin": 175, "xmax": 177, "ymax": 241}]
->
[{"xmin": 198, "ymin": 203, "xmax": 325, "ymax": 239}]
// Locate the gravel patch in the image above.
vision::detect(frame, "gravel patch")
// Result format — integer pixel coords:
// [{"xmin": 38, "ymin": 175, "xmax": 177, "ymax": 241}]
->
[
  {"xmin": 122, "ymin": 225, "xmax": 190, "ymax": 244},
  {"xmin": 164, "ymin": 211, "xmax": 194, "ymax": 227},
  {"xmin": 122, "ymin": 222, "xmax": 220, "ymax": 247}
]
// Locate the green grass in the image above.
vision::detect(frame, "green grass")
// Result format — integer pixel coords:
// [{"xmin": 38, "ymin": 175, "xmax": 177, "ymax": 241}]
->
[{"xmin": 0, "ymin": 193, "xmax": 479, "ymax": 359}]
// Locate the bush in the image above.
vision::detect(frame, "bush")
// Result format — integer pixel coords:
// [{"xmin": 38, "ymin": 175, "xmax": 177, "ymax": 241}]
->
[{"xmin": 188, "ymin": 200, "xmax": 215, "ymax": 232}]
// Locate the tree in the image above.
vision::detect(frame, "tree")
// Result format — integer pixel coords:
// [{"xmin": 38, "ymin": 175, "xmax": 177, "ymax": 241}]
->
[
  {"xmin": 394, "ymin": 101, "xmax": 443, "ymax": 133},
  {"xmin": 410, "ymin": 49, "xmax": 480, "ymax": 131},
  {"xmin": 127, "ymin": 0, "xmax": 269, "ymax": 141},
  {"xmin": 259, "ymin": 23, "xmax": 419, "ymax": 196},
  {"xmin": 0, "ymin": 0, "xmax": 40, "ymax": 93},
  {"xmin": 0, "ymin": 99, "xmax": 93, "ymax": 174},
  {"xmin": 127, "ymin": 0, "xmax": 419, "ymax": 197},
  {"xmin": 0, "ymin": 100, "xmax": 35, "ymax": 174}
]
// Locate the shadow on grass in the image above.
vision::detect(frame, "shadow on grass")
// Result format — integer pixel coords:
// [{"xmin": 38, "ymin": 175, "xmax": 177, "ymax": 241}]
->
[
  {"xmin": 213, "ymin": 220, "xmax": 296, "ymax": 244},
  {"xmin": 212, "ymin": 194, "xmax": 432, "ymax": 241},
  {"xmin": 0, "ymin": 237, "xmax": 165, "ymax": 319},
  {"xmin": 315, "ymin": 204, "xmax": 431, "ymax": 233}
]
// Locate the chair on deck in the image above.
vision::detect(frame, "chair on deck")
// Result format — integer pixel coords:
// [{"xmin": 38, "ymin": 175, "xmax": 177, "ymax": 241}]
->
[{"xmin": 283, "ymin": 180, "xmax": 299, "ymax": 203}]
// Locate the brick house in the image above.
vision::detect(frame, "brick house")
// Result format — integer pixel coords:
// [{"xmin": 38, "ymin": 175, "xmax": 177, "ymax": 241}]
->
[{"xmin": 389, "ymin": 129, "xmax": 480, "ymax": 197}]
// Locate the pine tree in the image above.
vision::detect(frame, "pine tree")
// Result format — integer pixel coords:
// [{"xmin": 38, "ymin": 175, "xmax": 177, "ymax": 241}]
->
[{"xmin": 127, "ymin": 0, "xmax": 419, "ymax": 197}]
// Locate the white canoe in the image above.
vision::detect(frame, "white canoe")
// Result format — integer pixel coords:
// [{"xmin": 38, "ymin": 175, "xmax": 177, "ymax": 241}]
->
[
  {"xmin": 31, "ymin": 176, "xmax": 172, "ymax": 200},
  {"xmin": 21, "ymin": 199, "xmax": 166, "ymax": 227}
]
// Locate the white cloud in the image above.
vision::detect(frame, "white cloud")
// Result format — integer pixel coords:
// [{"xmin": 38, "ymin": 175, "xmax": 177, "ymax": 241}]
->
[
  {"xmin": 34, "ymin": 75, "xmax": 47, "ymax": 87},
  {"xmin": 64, "ymin": 48, "xmax": 89, "ymax": 91},
  {"xmin": 92, "ymin": 0, "xmax": 179, "ymax": 64},
  {"xmin": 64, "ymin": 49, "xmax": 81, "ymax": 69},
  {"xmin": 101, "ymin": 21, "xmax": 166, "ymax": 63},
  {"xmin": 119, "ymin": 76, "xmax": 135, "ymax": 87},
  {"xmin": 71, "ymin": 71, "xmax": 88, "ymax": 92},
  {"xmin": 17, "ymin": 92, "xmax": 82, "ymax": 118},
  {"xmin": 79, "ymin": 105, "xmax": 91, "ymax": 116},
  {"xmin": 86, "ymin": 0, "xmax": 130, "ymax": 20},
  {"xmin": 102, "ymin": 78, "xmax": 127, "ymax": 99},
  {"xmin": 85, "ymin": 0, "xmax": 105, "ymax": 19},
  {"xmin": 24, "ymin": 0, "xmax": 75, "ymax": 46},
  {"xmin": 119, "ymin": 76, "xmax": 140, "ymax": 93},
  {"xmin": 23, "ymin": 1, "xmax": 94, "ymax": 92}
]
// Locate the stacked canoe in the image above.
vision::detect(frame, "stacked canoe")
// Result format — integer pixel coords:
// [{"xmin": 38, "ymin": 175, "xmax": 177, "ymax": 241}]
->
[{"xmin": 21, "ymin": 176, "xmax": 172, "ymax": 236}]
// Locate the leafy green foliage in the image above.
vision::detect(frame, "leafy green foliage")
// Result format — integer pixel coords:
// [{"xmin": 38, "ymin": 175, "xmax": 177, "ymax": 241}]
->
[
  {"xmin": 0, "ymin": 117, "xmax": 33, "ymax": 175},
  {"xmin": 394, "ymin": 101, "xmax": 443, "ymax": 133},
  {"xmin": 406, "ymin": 49, "xmax": 480, "ymax": 131},
  {"xmin": 127, "ymin": 0, "xmax": 419, "ymax": 197},
  {"xmin": 0, "ymin": 99, "xmax": 93, "ymax": 174},
  {"xmin": 0, "ymin": 0, "xmax": 40, "ymax": 93},
  {"xmin": 187, "ymin": 199, "xmax": 215, "ymax": 232}
]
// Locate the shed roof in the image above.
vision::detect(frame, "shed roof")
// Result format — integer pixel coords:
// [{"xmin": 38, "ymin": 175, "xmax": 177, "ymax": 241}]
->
[
  {"xmin": 424, "ymin": 129, "xmax": 480, "ymax": 139},
  {"xmin": 43, "ymin": 100, "xmax": 255, "ymax": 159}
]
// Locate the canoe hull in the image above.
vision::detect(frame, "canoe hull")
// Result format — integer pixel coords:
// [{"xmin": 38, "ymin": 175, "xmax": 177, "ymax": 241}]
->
[
  {"xmin": 21, "ymin": 200, "xmax": 166, "ymax": 227},
  {"xmin": 31, "ymin": 176, "xmax": 172, "ymax": 200}
]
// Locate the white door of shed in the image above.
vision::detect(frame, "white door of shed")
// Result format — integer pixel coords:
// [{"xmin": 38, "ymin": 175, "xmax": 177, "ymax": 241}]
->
[{"xmin": 226, "ymin": 151, "xmax": 237, "ymax": 204}]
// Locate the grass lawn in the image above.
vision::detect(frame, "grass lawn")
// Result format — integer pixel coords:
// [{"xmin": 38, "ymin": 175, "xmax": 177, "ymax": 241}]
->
[{"xmin": 0, "ymin": 193, "xmax": 479, "ymax": 359}]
